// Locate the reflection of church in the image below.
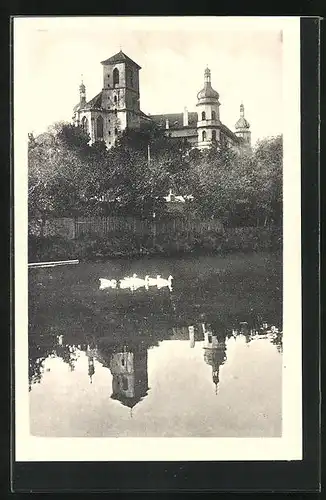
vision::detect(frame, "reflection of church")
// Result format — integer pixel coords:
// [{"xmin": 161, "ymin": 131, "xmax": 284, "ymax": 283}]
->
[
  {"xmin": 87, "ymin": 342, "xmax": 149, "ymax": 410},
  {"xmin": 110, "ymin": 348, "xmax": 149, "ymax": 409},
  {"xmin": 202, "ymin": 324, "xmax": 227, "ymax": 392}
]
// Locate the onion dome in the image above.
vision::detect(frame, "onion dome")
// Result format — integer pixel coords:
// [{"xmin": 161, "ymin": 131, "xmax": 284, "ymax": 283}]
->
[
  {"xmin": 79, "ymin": 79, "xmax": 86, "ymax": 93},
  {"xmin": 73, "ymin": 77, "xmax": 87, "ymax": 112},
  {"xmin": 235, "ymin": 103, "xmax": 250, "ymax": 129},
  {"xmin": 197, "ymin": 67, "xmax": 220, "ymax": 103}
]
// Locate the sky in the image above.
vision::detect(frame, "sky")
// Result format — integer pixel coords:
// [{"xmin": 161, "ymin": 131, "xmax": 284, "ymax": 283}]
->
[{"xmin": 15, "ymin": 17, "xmax": 284, "ymax": 146}]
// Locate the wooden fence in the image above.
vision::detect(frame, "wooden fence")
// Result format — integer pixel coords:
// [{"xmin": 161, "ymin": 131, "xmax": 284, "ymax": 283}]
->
[
  {"xmin": 29, "ymin": 216, "xmax": 225, "ymax": 240},
  {"xmin": 74, "ymin": 216, "xmax": 225, "ymax": 238}
]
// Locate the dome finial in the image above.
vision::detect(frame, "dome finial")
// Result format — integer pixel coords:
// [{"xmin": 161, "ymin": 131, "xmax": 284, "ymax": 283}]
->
[
  {"xmin": 204, "ymin": 66, "xmax": 211, "ymax": 83},
  {"xmin": 235, "ymin": 102, "xmax": 250, "ymax": 130},
  {"xmin": 197, "ymin": 67, "xmax": 219, "ymax": 102},
  {"xmin": 79, "ymin": 74, "xmax": 86, "ymax": 97}
]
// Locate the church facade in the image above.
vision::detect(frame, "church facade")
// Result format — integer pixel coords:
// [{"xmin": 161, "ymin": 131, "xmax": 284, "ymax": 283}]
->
[{"xmin": 72, "ymin": 50, "xmax": 251, "ymax": 150}]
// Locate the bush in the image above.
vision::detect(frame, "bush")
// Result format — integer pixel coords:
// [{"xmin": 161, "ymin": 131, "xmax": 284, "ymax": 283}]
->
[{"xmin": 28, "ymin": 226, "xmax": 281, "ymax": 263}]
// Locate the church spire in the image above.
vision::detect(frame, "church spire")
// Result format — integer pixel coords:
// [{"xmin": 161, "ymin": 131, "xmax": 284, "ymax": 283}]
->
[
  {"xmin": 204, "ymin": 66, "xmax": 211, "ymax": 84},
  {"xmin": 87, "ymin": 345, "xmax": 95, "ymax": 383},
  {"xmin": 79, "ymin": 75, "xmax": 86, "ymax": 105}
]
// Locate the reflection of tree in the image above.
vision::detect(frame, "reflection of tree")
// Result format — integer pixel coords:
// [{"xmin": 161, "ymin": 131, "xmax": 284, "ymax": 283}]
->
[
  {"xmin": 29, "ymin": 337, "xmax": 54, "ymax": 389},
  {"xmin": 29, "ymin": 335, "xmax": 81, "ymax": 389},
  {"xmin": 54, "ymin": 344, "xmax": 78, "ymax": 372},
  {"xmin": 29, "ymin": 356, "xmax": 46, "ymax": 390},
  {"xmin": 28, "ymin": 274, "xmax": 283, "ymax": 395}
]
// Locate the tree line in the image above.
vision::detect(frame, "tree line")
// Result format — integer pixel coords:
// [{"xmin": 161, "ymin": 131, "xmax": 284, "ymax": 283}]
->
[{"xmin": 28, "ymin": 121, "xmax": 282, "ymax": 228}]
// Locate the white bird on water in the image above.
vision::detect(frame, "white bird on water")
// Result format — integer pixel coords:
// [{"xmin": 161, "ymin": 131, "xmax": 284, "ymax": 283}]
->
[
  {"xmin": 119, "ymin": 274, "xmax": 146, "ymax": 290},
  {"xmin": 156, "ymin": 275, "xmax": 173, "ymax": 290},
  {"xmin": 144, "ymin": 275, "xmax": 157, "ymax": 288},
  {"xmin": 99, "ymin": 278, "xmax": 117, "ymax": 290}
]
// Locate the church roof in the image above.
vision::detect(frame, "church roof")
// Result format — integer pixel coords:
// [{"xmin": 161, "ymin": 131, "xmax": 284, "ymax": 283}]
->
[
  {"xmin": 101, "ymin": 50, "xmax": 141, "ymax": 69},
  {"xmin": 110, "ymin": 391, "xmax": 148, "ymax": 408},
  {"xmin": 197, "ymin": 85, "xmax": 219, "ymax": 101},
  {"xmin": 111, "ymin": 394, "xmax": 141, "ymax": 408},
  {"xmin": 83, "ymin": 92, "xmax": 103, "ymax": 110},
  {"xmin": 235, "ymin": 116, "xmax": 250, "ymax": 130},
  {"xmin": 73, "ymin": 102, "xmax": 82, "ymax": 112},
  {"xmin": 220, "ymin": 123, "xmax": 241, "ymax": 142},
  {"xmin": 150, "ymin": 112, "xmax": 198, "ymax": 129}
]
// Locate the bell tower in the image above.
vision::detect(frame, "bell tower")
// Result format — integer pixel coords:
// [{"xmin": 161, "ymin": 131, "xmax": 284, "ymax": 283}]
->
[
  {"xmin": 196, "ymin": 67, "xmax": 221, "ymax": 149},
  {"xmin": 101, "ymin": 50, "xmax": 141, "ymax": 135},
  {"xmin": 235, "ymin": 103, "xmax": 251, "ymax": 147}
]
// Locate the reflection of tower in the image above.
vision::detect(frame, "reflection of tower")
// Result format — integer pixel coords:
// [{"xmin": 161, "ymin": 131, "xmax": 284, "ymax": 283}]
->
[
  {"xmin": 203, "ymin": 324, "xmax": 227, "ymax": 393},
  {"xmin": 86, "ymin": 345, "xmax": 95, "ymax": 383},
  {"xmin": 189, "ymin": 325, "xmax": 195, "ymax": 348},
  {"xmin": 109, "ymin": 346, "xmax": 149, "ymax": 409}
]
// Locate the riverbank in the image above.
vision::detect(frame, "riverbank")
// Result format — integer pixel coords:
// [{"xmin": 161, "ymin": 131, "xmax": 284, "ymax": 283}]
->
[{"xmin": 28, "ymin": 226, "xmax": 281, "ymax": 262}]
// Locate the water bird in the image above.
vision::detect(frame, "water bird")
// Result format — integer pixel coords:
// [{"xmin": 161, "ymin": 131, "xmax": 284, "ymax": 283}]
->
[
  {"xmin": 99, "ymin": 278, "xmax": 117, "ymax": 289},
  {"xmin": 119, "ymin": 274, "xmax": 146, "ymax": 290},
  {"xmin": 156, "ymin": 275, "xmax": 173, "ymax": 290},
  {"xmin": 144, "ymin": 275, "xmax": 158, "ymax": 288}
]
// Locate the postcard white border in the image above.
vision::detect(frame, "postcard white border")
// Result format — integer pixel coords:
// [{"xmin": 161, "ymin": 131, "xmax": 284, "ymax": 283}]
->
[{"xmin": 14, "ymin": 16, "xmax": 302, "ymax": 462}]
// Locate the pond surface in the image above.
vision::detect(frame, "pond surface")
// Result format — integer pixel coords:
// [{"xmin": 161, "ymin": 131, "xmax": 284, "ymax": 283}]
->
[{"xmin": 28, "ymin": 252, "xmax": 283, "ymax": 437}]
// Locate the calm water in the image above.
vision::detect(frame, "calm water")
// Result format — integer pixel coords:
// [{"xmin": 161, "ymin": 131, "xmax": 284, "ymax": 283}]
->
[{"xmin": 28, "ymin": 252, "xmax": 283, "ymax": 437}]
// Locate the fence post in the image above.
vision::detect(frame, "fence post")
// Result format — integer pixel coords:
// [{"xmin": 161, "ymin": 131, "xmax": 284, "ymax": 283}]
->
[{"xmin": 73, "ymin": 218, "xmax": 77, "ymax": 239}]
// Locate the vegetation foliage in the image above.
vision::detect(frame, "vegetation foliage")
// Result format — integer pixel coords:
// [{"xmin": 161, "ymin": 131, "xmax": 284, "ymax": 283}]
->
[{"xmin": 28, "ymin": 121, "xmax": 282, "ymax": 229}]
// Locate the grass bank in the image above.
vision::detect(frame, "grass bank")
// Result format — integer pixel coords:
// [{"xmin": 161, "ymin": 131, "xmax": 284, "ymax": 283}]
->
[{"xmin": 28, "ymin": 227, "xmax": 282, "ymax": 262}]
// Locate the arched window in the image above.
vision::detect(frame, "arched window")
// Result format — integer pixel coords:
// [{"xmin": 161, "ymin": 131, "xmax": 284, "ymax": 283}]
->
[
  {"xmin": 114, "ymin": 95, "xmax": 117, "ymax": 104},
  {"xmin": 201, "ymin": 111, "xmax": 206, "ymax": 121},
  {"xmin": 202, "ymin": 130, "xmax": 206, "ymax": 142},
  {"xmin": 113, "ymin": 68, "xmax": 119, "ymax": 86},
  {"xmin": 212, "ymin": 110, "xmax": 216, "ymax": 120},
  {"xmin": 96, "ymin": 115, "xmax": 104, "ymax": 139},
  {"xmin": 114, "ymin": 127, "xmax": 118, "ymax": 135},
  {"xmin": 212, "ymin": 130, "xmax": 217, "ymax": 141},
  {"xmin": 81, "ymin": 116, "xmax": 88, "ymax": 132}
]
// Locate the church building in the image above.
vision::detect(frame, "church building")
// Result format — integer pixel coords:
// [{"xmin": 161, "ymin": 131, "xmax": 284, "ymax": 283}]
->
[{"xmin": 72, "ymin": 50, "xmax": 251, "ymax": 150}]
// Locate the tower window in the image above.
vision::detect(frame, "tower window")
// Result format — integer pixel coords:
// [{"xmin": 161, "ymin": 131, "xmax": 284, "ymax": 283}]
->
[
  {"xmin": 201, "ymin": 111, "xmax": 206, "ymax": 121},
  {"xmin": 113, "ymin": 68, "xmax": 119, "ymax": 86},
  {"xmin": 96, "ymin": 115, "xmax": 104, "ymax": 139},
  {"xmin": 114, "ymin": 109, "xmax": 117, "ymax": 115},
  {"xmin": 121, "ymin": 356, "xmax": 125, "ymax": 367},
  {"xmin": 128, "ymin": 68, "xmax": 133, "ymax": 86},
  {"xmin": 122, "ymin": 377, "xmax": 128, "ymax": 391},
  {"xmin": 115, "ymin": 127, "xmax": 118, "ymax": 135},
  {"xmin": 81, "ymin": 116, "xmax": 88, "ymax": 132},
  {"xmin": 202, "ymin": 130, "xmax": 206, "ymax": 142},
  {"xmin": 114, "ymin": 95, "xmax": 117, "ymax": 104},
  {"xmin": 212, "ymin": 110, "xmax": 216, "ymax": 120},
  {"xmin": 212, "ymin": 130, "xmax": 217, "ymax": 141}
]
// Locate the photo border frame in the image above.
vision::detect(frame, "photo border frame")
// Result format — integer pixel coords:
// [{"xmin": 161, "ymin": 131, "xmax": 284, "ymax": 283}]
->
[{"xmin": 9, "ymin": 15, "xmax": 320, "ymax": 493}]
